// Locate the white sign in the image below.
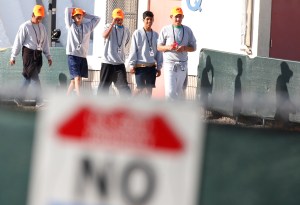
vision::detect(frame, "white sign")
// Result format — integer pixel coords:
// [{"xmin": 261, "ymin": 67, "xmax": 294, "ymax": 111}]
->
[{"xmin": 27, "ymin": 95, "xmax": 205, "ymax": 205}]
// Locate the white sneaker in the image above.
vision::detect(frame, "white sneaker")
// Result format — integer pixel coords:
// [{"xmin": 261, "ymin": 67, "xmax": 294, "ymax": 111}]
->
[
  {"xmin": 13, "ymin": 98, "xmax": 22, "ymax": 107},
  {"xmin": 35, "ymin": 102, "xmax": 45, "ymax": 108}
]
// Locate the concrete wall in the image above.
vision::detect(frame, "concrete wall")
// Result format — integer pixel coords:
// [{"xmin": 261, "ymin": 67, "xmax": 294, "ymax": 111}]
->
[{"xmin": 198, "ymin": 48, "xmax": 300, "ymax": 123}]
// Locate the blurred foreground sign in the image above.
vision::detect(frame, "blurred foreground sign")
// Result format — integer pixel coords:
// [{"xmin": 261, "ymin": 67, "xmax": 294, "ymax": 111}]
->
[{"xmin": 27, "ymin": 96, "xmax": 204, "ymax": 205}]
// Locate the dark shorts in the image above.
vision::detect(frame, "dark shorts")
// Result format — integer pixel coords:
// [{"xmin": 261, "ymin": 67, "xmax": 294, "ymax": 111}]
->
[
  {"xmin": 135, "ymin": 66, "xmax": 157, "ymax": 89},
  {"xmin": 67, "ymin": 55, "xmax": 88, "ymax": 80}
]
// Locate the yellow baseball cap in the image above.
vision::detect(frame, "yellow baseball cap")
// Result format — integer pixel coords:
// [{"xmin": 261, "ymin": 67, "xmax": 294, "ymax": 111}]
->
[
  {"xmin": 33, "ymin": 5, "xmax": 45, "ymax": 17},
  {"xmin": 72, "ymin": 8, "xmax": 84, "ymax": 16},
  {"xmin": 112, "ymin": 8, "xmax": 124, "ymax": 19},
  {"xmin": 171, "ymin": 6, "xmax": 183, "ymax": 16}
]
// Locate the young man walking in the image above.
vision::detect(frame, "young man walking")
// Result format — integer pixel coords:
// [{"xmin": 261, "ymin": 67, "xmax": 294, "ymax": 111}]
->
[
  {"xmin": 9, "ymin": 5, "xmax": 52, "ymax": 107},
  {"xmin": 97, "ymin": 8, "xmax": 131, "ymax": 96},
  {"xmin": 65, "ymin": 7, "xmax": 100, "ymax": 96},
  {"xmin": 157, "ymin": 7, "xmax": 197, "ymax": 100},
  {"xmin": 128, "ymin": 11, "xmax": 162, "ymax": 97}
]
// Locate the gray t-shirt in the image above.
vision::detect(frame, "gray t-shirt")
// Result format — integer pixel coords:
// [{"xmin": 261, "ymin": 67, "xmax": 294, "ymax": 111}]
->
[
  {"xmin": 11, "ymin": 20, "xmax": 51, "ymax": 60},
  {"xmin": 128, "ymin": 28, "xmax": 163, "ymax": 69},
  {"xmin": 158, "ymin": 24, "xmax": 197, "ymax": 63},
  {"xmin": 65, "ymin": 7, "xmax": 100, "ymax": 58},
  {"xmin": 102, "ymin": 24, "xmax": 130, "ymax": 65}
]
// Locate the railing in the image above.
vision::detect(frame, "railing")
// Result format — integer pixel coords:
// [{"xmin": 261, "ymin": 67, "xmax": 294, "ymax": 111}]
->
[{"xmin": 82, "ymin": 69, "xmax": 198, "ymax": 100}]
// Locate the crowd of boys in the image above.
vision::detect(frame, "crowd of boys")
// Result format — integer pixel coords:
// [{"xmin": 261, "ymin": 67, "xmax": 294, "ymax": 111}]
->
[{"xmin": 9, "ymin": 4, "xmax": 196, "ymax": 106}]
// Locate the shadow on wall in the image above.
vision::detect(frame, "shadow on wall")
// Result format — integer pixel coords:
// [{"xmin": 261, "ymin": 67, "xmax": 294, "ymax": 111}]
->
[
  {"xmin": 233, "ymin": 58, "xmax": 243, "ymax": 117},
  {"xmin": 274, "ymin": 62, "xmax": 296, "ymax": 124},
  {"xmin": 200, "ymin": 55, "xmax": 214, "ymax": 109},
  {"xmin": 197, "ymin": 49, "xmax": 300, "ymax": 123}
]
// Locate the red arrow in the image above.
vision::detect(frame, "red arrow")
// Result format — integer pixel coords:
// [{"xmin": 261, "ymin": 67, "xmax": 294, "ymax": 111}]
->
[{"xmin": 57, "ymin": 106, "xmax": 184, "ymax": 153}]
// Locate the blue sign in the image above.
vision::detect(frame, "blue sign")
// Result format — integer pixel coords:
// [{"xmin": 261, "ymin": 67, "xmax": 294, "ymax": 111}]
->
[{"xmin": 186, "ymin": 0, "xmax": 203, "ymax": 12}]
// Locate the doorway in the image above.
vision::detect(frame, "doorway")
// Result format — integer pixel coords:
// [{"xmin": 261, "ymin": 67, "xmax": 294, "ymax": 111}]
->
[{"xmin": 269, "ymin": 0, "xmax": 300, "ymax": 61}]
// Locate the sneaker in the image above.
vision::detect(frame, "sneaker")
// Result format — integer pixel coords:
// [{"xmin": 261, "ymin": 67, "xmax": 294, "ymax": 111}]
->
[
  {"xmin": 35, "ymin": 102, "xmax": 45, "ymax": 108},
  {"xmin": 13, "ymin": 98, "xmax": 22, "ymax": 107}
]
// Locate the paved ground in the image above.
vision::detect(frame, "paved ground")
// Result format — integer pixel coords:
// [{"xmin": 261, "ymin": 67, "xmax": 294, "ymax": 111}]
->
[
  {"xmin": 2, "ymin": 99, "xmax": 300, "ymax": 132},
  {"xmin": 204, "ymin": 110, "xmax": 300, "ymax": 132}
]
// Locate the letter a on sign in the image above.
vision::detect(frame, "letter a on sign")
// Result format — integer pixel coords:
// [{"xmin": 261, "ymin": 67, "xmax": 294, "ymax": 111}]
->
[{"xmin": 27, "ymin": 95, "xmax": 205, "ymax": 205}]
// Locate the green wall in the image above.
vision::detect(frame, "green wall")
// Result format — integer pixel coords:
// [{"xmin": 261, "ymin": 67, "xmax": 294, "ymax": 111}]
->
[
  {"xmin": 0, "ymin": 47, "xmax": 70, "ymax": 97},
  {"xmin": 0, "ymin": 107, "xmax": 35, "ymax": 205},
  {"xmin": 1, "ymin": 107, "xmax": 300, "ymax": 205},
  {"xmin": 198, "ymin": 49, "xmax": 300, "ymax": 123}
]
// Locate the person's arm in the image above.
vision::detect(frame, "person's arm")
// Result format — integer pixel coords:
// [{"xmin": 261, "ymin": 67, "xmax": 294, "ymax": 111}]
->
[
  {"xmin": 155, "ymin": 47, "xmax": 163, "ymax": 77},
  {"xmin": 102, "ymin": 19, "xmax": 117, "ymax": 39},
  {"xmin": 157, "ymin": 28, "xmax": 176, "ymax": 52},
  {"xmin": 175, "ymin": 45, "xmax": 195, "ymax": 52},
  {"xmin": 128, "ymin": 31, "xmax": 138, "ymax": 74},
  {"xmin": 157, "ymin": 44, "xmax": 174, "ymax": 52},
  {"xmin": 155, "ymin": 50, "xmax": 163, "ymax": 69},
  {"xmin": 182, "ymin": 27, "xmax": 197, "ymax": 52},
  {"xmin": 10, "ymin": 24, "xmax": 26, "ymax": 65},
  {"xmin": 84, "ymin": 13, "xmax": 101, "ymax": 31},
  {"xmin": 65, "ymin": 7, "xmax": 73, "ymax": 29},
  {"xmin": 125, "ymin": 27, "xmax": 131, "ymax": 47},
  {"xmin": 42, "ymin": 26, "xmax": 52, "ymax": 66}
]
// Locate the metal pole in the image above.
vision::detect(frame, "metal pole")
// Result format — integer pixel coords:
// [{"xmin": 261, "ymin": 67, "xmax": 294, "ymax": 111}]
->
[
  {"xmin": 51, "ymin": 0, "xmax": 57, "ymax": 47},
  {"xmin": 47, "ymin": 0, "xmax": 52, "ymax": 46}
]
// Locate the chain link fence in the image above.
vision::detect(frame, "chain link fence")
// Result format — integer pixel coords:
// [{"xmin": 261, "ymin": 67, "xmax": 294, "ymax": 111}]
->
[{"xmin": 106, "ymin": 0, "xmax": 138, "ymax": 57}]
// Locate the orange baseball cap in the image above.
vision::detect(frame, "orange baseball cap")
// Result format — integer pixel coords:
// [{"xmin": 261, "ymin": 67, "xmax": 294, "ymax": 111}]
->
[
  {"xmin": 171, "ymin": 6, "xmax": 184, "ymax": 16},
  {"xmin": 72, "ymin": 8, "xmax": 84, "ymax": 16},
  {"xmin": 112, "ymin": 8, "xmax": 124, "ymax": 19},
  {"xmin": 33, "ymin": 5, "xmax": 45, "ymax": 17}
]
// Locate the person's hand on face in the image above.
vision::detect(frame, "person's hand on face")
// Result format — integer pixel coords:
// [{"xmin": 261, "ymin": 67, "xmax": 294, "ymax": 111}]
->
[
  {"xmin": 73, "ymin": 14, "xmax": 83, "ymax": 25},
  {"xmin": 113, "ymin": 18, "xmax": 123, "ymax": 25}
]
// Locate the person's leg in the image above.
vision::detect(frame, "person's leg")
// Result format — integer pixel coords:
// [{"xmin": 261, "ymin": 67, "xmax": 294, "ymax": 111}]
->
[
  {"xmin": 143, "ymin": 87, "xmax": 152, "ymax": 97},
  {"xmin": 181, "ymin": 73, "xmax": 188, "ymax": 99},
  {"xmin": 175, "ymin": 69, "xmax": 188, "ymax": 100},
  {"xmin": 144, "ymin": 66, "xmax": 157, "ymax": 98},
  {"xmin": 73, "ymin": 76, "xmax": 81, "ymax": 96},
  {"xmin": 113, "ymin": 64, "xmax": 131, "ymax": 96},
  {"xmin": 97, "ymin": 63, "xmax": 114, "ymax": 95},
  {"xmin": 133, "ymin": 87, "xmax": 145, "ymax": 96},
  {"xmin": 67, "ymin": 55, "xmax": 82, "ymax": 96},
  {"xmin": 17, "ymin": 47, "xmax": 33, "ymax": 104},
  {"xmin": 14, "ymin": 75, "xmax": 31, "ymax": 105},
  {"xmin": 20, "ymin": 77, "xmax": 31, "ymax": 97},
  {"xmin": 78, "ymin": 57, "xmax": 88, "ymax": 95},
  {"xmin": 164, "ymin": 64, "xmax": 177, "ymax": 100},
  {"xmin": 133, "ymin": 67, "xmax": 146, "ymax": 96},
  {"xmin": 30, "ymin": 68, "xmax": 43, "ymax": 105},
  {"xmin": 67, "ymin": 80, "xmax": 75, "ymax": 96}
]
